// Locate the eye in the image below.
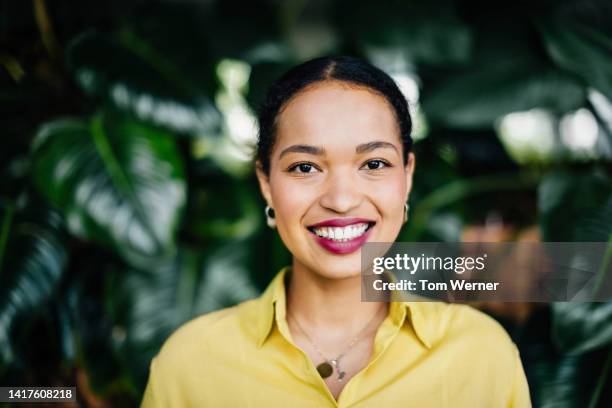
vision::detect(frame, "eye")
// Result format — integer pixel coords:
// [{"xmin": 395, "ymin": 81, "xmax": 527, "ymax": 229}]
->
[
  {"xmin": 288, "ymin": 162, "xmax": 319, "ymax": 174},
  {"xmin": 361, "ymin": 159, "xmax": 390, "ymax": 170}
]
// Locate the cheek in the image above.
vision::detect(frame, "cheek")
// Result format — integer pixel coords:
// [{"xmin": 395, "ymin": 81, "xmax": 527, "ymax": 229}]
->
[
  {"xmin": 369, "ymin": 174, "xmax": 408, "ymax": 215},
  {"xmin": 269, "ymin": 177, "xmax": 314, "ymax": 229}
]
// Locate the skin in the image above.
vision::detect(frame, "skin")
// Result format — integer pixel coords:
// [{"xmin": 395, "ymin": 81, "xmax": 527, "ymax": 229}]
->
[{"xmin": 256, "ymin": 80, "xmax": 415, "ymax": 400}]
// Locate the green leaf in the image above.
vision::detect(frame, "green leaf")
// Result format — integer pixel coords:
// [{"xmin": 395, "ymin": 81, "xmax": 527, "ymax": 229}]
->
[
  {"xmin": 333, "ymin": 0, "xmax": 473, "ymax": 65},
  {"xmin": 552, "ymin": 302, "xmax": 612, "ymax": 354},
  {"xmin": 538, "ymin": 3, "xmax": 612, "ymax": 100},
  {"xmin": 127, "ymin": 1, "xmax": 279, "ymax": 62},
  {"xmin": 108, "ymin": 243, "xmax": 260, "ymax": 390},
  {"xmin": 0, "ymin": 203, "xmax": 68, "ymax": 365},
  {"xmin": 31, "ymin": 111, "xmax": 186, "ymax": 264},
  {"xmin": 0, "ymin": 75, "xmax": 61, "ymax": 197},
  {"xmin": 539, "ymin": 166, "xmax": 612, "ymax": 353},
  {"xmin": 422, "ymin": 61, "xmax": 585, "ymax": 128},
  {"xmin": 539, "ymin": 166, "xmax": 612, "ymax": 242},
  {"xmin": 186, "ymin": 172, "xmax": 260, "ymax": 242},
  {"xmin": 418, "ymin": 16, "xmax": 588, "ymax": 129},
  {"xmin": 67, "ymin": 254, "xmax": 138, "ymax": 400},
  {"xmin": 66, "ymin": 31, "xmax": 222, "ymax": 136},
  {"xmin": 519, "ymin": 308, "xmax": 612, "ymax": 407}
]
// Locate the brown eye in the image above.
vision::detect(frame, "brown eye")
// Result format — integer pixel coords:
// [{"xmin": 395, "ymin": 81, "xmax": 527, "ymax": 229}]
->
[
  {"xmin": 288, "ymin": 162, "xmax": 317, "ymax": 173},
  {"xmin": 299, "ymin": 163, "xmax": 313, "ymax": 172},
  {"xmin": 362, "ymin": 159, "xmax": 389, "ymax": 170}
]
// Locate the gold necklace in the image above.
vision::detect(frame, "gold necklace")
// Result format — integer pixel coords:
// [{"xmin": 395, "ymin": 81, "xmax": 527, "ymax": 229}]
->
[{"xmin": 288, "ymin": 306, "xmax": 384, "ymax": 382}]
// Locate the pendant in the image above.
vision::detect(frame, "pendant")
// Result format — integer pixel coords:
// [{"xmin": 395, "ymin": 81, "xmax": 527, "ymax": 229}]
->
[
  {"xmin": 316, "ymin": 362, "xmax": 333, "ymax": 378},
  {"xmin": 330, "ymin": 359, "xmax": 346, "ymax": 382}
]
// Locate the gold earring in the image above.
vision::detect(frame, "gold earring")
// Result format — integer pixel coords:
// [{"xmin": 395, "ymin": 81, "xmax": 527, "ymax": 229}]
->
[
  {"xmin": 265, "ymin": 206, "xmax": 276, "ymax": 228},
  {"xmin": 403, "ymin": 203, "xmax": 409, "ymax": 223}
]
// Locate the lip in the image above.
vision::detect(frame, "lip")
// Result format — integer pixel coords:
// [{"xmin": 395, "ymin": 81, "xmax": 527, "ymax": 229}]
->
[{"xmin": 307, "ymin": 218, "xmax": 375, "ymax": 255}]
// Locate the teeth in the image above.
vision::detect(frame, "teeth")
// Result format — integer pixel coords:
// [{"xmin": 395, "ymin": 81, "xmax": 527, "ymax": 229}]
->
[
  {"xmin": 312, "ymin": 223, "xmax": 370, "ymax": 241},
  {"xmin": 335, "ymin": 228, "xmax": 344, "ymax": 239}
]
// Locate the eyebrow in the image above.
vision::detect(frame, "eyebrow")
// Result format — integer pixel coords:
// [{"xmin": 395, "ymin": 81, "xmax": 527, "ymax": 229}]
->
[
  {"xmin": 355, "ymin": 141, "xmax": 399, "ymax": 155},
  {"xmin": 278, "ymin": 140, "xmax": 399, "ymax": 159},
  {"xmin": 279, "ymin": 144, "xmax": 325, "ymax": 158}
]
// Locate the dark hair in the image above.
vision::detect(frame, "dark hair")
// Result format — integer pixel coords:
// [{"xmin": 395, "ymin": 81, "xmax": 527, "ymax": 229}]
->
[{"xmin": 255, "ymin": 55, "xmax": 413, "ymax": 175}]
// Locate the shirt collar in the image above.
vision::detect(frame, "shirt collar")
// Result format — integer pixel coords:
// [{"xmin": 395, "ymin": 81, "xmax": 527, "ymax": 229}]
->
[
  {"xmin": 254, "ymin": 267, "xmax": 433, "ymax": 349},
  {"xmin": 254, "ymin": 266, "xmax": 289, "ymax": 348}
]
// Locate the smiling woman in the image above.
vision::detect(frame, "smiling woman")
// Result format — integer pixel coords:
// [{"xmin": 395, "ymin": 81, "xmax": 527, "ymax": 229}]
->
[{"xmin": 141, "ymin": 56, "xmax": 531, "ymax": 407}]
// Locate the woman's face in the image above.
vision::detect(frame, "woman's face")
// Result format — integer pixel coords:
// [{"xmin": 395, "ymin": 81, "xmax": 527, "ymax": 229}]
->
[{"xmin": 257, "ymin": 81, "xmax": 415, "ymax": 279}]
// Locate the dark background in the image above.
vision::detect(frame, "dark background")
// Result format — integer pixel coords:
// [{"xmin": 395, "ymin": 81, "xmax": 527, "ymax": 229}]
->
[{"xmin": 1, "ymin": 0, "xmax": 611, "ymax": 406}]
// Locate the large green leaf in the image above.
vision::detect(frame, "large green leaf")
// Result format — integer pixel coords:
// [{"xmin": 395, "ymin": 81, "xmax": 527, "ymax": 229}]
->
[
  {"xmin": 0, "ymin": 203, "xmax": 68, "ymax": 365},
  {"xmin": 126, "ymin": 1, "xmax": 279, "ymax": 63},
  {"xmin": 107, "ymin": 242, "xmax": 260, "ymax": 391},
  {"xmin": 539, "ymin": 166, "xmax": 612, "ymax": 243},
  {"xmin": 65, "ymin": 250, "xmax": 138, "ymax": 401},
  {"xmin": 538, "ymin": 1, "xmax": 612, "ymax": 100},
  {"xmin": 0, "ymin": 74, "xmax": 63, "ymax": 197},
  {"xmin": 519, "ymin": 308, "xmax": 612, "ymax": 407},
  {"xmin": 31, "ymin": 111, "xmax": 186, "ymax": 264},
  {"xmin": 66, "ymin": 31, "xmax": 222, "ymax": 136},
  {"xmin": 539, "ymin": 166, "xmax": 612, "ymax": 353},
  {"xmin": 552, "ymin": 302, "xmax": 612, "ymax": 355},
  {"xmin": 421, "ymin": 60, "xmax": 585, "ymax": 128},
  {"xmin": 333, "ymin": 0, "xmax": 473, "ymax": 65},
  {"xmin": 186, "ymin": 172, "xmax": 260, "ymax": 242},
  {"xmin": 418, "ymin": 13, "xmax": 587, "ymax": 129}
]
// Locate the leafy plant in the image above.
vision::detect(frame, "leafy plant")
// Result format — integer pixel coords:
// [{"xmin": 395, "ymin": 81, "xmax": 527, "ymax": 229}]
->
[{"xmin": 1, "ymin": 1, "xmax": 611, "ymax": 406}]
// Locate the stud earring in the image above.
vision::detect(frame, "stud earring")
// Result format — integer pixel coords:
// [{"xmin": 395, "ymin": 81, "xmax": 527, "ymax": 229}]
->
[
  {"xmin": 403, "ymin": 203, "xmax": 410, "ymax": 223},
  {"xmin": 265, "ymin": 206, "xmax": 276, "ymax": 228}
]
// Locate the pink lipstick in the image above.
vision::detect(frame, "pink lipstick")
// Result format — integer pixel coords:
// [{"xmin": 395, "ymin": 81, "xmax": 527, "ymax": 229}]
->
[{"xmin": 307, "ymin": 218, "xmax": 375, "ymax": 255}]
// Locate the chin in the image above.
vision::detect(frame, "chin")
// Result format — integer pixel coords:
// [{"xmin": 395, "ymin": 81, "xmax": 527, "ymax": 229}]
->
[{"xmin": 310, "ymin": 256, "xmax": 364, "ymax": 280}]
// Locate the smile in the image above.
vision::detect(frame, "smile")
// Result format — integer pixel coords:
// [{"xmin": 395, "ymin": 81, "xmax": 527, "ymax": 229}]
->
[
  {"xmin": 307, "ymin": 218, "xmax": 375, "ymax": 255},
  {"xmin": 311, "ymin": 223, "xmax": 369, "ymax": 241}
]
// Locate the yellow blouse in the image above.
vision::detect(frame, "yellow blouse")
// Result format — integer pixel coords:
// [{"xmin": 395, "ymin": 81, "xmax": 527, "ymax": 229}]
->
[{"xmin": 141, "ymin": 267, "xmax": 531, "ymax": 407}]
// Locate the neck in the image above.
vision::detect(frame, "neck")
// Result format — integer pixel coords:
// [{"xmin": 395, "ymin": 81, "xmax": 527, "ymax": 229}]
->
[{"xmin": 286, "ymin": 259, "xmax": 387, "ymax": 331}]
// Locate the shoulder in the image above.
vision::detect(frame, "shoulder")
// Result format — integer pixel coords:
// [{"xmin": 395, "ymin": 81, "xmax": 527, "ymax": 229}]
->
[
  {"xmin": 422, "ymin": 302, "xmax": 513, "ymax": 340},
  {"xmin": 154, "ymin": 297, "xmax": 260, "ymax": 367},
  {"xmin": 142, "ymin": 298, "xmax": 265, "ymax": 406},
  {"xmin": 406, "ymin": 303, "xmax": 529, "ymax": 406},
  {"xmin": 448, "ymin": 303, "xmax": 513, "ymax": 343},
  {"xmin": 423, "ymin": 302, "xmax": 518, "ymax": 363}
]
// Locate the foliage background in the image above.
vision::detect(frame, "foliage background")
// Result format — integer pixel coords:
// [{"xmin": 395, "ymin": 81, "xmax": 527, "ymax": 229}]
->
[{"xmin": 1, "ymin": 0, "xmax": 611, "ymax": 406}]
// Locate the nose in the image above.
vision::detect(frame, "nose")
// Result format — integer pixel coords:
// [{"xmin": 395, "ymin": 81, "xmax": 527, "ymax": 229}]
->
[{"xmin": 318, "ymin": 169, "xmax": 363, "ymax": 214}]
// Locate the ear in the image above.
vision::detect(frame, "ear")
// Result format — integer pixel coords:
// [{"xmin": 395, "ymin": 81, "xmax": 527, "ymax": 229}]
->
[
  {"xmin": 404, "ymin": 152, "xmax": 416, "ymax": 201},
  {"xmin": 255, "ymin": 160, "xmax": 274, "ymax": 208}
]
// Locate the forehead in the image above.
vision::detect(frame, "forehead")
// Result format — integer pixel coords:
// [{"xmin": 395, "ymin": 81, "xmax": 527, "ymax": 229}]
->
[{"xmin": 274, "ymin": 81, "xmax": 400, "ymax": 150}]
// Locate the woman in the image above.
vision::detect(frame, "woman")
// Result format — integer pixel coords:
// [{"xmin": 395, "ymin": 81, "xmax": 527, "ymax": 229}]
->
[{"xmin": 141, "ymin": 56, "xmax": 531, "ymax": 407}]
